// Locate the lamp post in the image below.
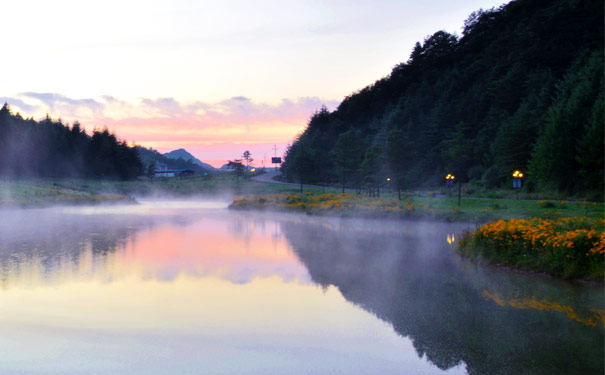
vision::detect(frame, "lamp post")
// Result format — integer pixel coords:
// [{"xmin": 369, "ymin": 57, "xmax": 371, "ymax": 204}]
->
[
  {"xmin": 446, "ymin": 174, "xmax": 460, "ymax": 207},
  {"xmin": 512, "ymin": 170, "xmax": 523, "ymax": 200}
]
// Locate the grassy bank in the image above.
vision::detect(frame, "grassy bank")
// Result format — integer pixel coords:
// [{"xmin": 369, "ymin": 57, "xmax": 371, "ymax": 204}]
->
[
  {"xmin": 3, "ymin": 175, "xmax": 604, "ymax": 221},
  {"xmin": 457, "ymin": 217, "xmax": 605, "ymax": 282},
  {"xmin": 0, "ymin": 175, "xmax": 334, "ymax": 208},
  {"xmin": 228, "ymin": 192, "xmax": 604, "ymax": 222},
  {"xmin": 0, "ymin": 181, "xmax": 135, "ymax": 208}
]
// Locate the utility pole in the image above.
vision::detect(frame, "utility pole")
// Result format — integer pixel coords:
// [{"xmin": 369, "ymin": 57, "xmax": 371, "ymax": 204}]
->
[{"xmin": 272, "ymin": 144, "xmax": 279, "ymax": 171}]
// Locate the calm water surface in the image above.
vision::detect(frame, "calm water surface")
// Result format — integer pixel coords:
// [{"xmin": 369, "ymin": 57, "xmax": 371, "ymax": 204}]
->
[{"xmin": 0, "ymin": 201, "xmax": 602, "ymax": 374}]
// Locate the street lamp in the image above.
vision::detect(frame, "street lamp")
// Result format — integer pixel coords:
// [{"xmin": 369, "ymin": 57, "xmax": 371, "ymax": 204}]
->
[
  {"xmin": 512, "ymin": 170, "xmax": 523, "ymax": 200},
  {"xmin": 446, "ymin": 173, "xmax": 461, "ymax": 207}
]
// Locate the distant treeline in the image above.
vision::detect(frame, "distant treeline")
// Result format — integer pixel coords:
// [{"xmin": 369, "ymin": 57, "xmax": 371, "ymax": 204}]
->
[
  {"xmin": 283, "ymin": 0, "xmax": 604, "ymax": 199},
  {"xmin": 0, "ymin": 104, "xmax": 143, "ymax": 179}
]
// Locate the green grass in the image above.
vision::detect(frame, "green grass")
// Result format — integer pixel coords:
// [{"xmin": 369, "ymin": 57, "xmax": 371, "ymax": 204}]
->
[
  {"xmin": 1, "ymin": 174, "xmax": 603, "ymax": 222},
  {"xmin": 0, "ymin": 180, "xmax": 134, "ymax": 207},
  {"xmin": 229, "ymin": 191, "xmax": 604, "ymax": 222}
]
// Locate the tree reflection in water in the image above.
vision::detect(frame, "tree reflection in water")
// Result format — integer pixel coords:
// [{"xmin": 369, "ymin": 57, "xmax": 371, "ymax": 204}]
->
[{"xmin": 283, "ymin": 219, "xmax": 604, "ymax": 375}]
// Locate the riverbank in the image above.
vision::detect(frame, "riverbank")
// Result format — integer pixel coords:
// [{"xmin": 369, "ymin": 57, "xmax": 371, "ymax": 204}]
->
[
  {"xmin": 0, "ymin": 181, "xmax": 135, "ymax": 208},
  {"xmin": 3, "ymin": 177, "xmax": 604, "ymax": 223},
  {"xmin": 228, "ymin": 192, "xmax": 604, "ymax": 222},
  {"xmin": 457, "ymin": 217, "xmax": 605, "ymax": 282}
]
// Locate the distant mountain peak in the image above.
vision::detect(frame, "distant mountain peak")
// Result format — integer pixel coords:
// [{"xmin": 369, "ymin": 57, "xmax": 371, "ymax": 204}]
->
[{"xmin": 164, "ymin": 148, "xmax": 215, "ymax": 170}]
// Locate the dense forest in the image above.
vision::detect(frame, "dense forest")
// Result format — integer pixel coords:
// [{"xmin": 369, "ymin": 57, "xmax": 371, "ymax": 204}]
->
[
  {"xmin": 282, "ymin": 0, "xmax": 604, "ymax": 199},
  {"xmin": 0, "ymin": 104, "xmax": 143, "ymax": 179}
]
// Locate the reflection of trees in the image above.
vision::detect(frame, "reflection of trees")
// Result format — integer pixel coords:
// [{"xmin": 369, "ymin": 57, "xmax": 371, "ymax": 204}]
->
[
  {"xmin": 283, "ymin": 221, "xmax": 604, "ymax": 375},
  {"xmin": 0, "ymin": 211, "xmax": 153, "ymax": 285}
]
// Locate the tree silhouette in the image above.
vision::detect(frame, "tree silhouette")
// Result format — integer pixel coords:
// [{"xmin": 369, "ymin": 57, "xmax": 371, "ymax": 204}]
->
[{"xmin": 228, "ymin": 159, "xmax": 245, "ymax": 183}]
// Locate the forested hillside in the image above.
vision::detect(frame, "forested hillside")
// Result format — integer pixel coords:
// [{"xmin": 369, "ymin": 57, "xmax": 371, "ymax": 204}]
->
[
  {"xmin": 283, "ymin": 0, "xmax": 603, "ymax": 199},
  {"xmin": 136, "ymin": 146, "xmax": 214, "ymax": 174},
  {"xmin": 0, "ymin": 104, "xmax": 143, "ymax": 180}
]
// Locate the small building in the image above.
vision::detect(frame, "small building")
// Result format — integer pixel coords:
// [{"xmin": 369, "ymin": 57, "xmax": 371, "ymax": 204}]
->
[{"xmin": 154, "ymin": 169, "xmax": 195, "ymax": 178}]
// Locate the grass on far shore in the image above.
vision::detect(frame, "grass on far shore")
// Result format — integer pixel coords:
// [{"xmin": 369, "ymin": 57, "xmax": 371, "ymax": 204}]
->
[
  {"xmin": 0, "ymin": 180, "xmax": 135, "ymax": 207},
  {"xmin": 0, "ymin": 173, "xmax": 603, "ymax": 222},
  {"xmin": 228, "ymin": 191, "xmax": 604, "ymax": 222}
]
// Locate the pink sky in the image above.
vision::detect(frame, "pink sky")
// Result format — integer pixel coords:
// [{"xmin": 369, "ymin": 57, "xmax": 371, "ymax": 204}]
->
[
  {"xmin": 2, "ymin": 94, "xmax": 338, "ymax": 168},
  {"xmin": 0, "ymin": 0, "xmax": 509, "ymax": 167}
]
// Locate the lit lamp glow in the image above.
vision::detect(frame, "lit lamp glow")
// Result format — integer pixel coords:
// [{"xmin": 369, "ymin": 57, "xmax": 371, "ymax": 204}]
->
[{"xmin": 445, "ymin": 174, "xmax": 455, "ymax": 188}]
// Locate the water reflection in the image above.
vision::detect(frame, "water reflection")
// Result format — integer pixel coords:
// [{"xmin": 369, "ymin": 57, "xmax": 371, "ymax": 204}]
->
[
  {"xmin": 0, "ymin": 203, "xmax": 462, "ymax": 375},
  {"xmin": 0, "ymin": 204, "xmax": 602, "ymax": 374},
  {"xmin": 282, "ymin": 219, "xmax": 604, "ymax": 375},
  {"xmin": 0, "ymin": 206, "xmax": 309, "ymax": 287}
]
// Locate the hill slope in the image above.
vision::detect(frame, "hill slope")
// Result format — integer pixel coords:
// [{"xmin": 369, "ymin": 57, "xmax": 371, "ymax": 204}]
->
[
  {"xmin": 136, "ymin": 147, "xmax": 213, "ymax": 174},
  {"xmin": 163, "ymin": 149, "xmax": 215, "ymax": 171},
  {"xmin": 283, "ymin": 0, "xmax": 603, "ymax": 199}
]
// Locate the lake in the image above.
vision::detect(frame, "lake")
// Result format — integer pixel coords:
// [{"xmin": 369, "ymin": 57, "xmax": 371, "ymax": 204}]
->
[{"xmin": 0, "ymin": 201, "xmax": 602, "ymax": 374}]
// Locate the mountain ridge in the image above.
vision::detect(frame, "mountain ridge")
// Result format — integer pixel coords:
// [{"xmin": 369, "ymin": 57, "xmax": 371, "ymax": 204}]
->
[
  {"xmin": 163, "ymin": 148, "xmax": 216, "ymax": 171},
  {"xmin": 135, "ymin": 146, "xmax": 214, "ymax": 174}
]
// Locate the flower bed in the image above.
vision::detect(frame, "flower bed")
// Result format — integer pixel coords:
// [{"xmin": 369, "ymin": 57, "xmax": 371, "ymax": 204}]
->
[
  {"xmin": 458, "ymin": 217, "xmax": 605, "ymax": 281},
  {"xmin": 228, "ymin": 193, "xmax": 448, "ymax": 219}
]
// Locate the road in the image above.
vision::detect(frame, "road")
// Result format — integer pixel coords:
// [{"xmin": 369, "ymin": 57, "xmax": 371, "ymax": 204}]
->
[
  {"xmin": 251, "ymin": 171, "xmax": 352, "ymax": 192},
  {"xmin": 250, "ymin": 170, "xmax": 285, "ymax": 184}
]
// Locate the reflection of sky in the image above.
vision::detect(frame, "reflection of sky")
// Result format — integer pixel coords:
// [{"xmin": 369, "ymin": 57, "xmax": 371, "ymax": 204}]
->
[
  {"xmin": 123, "ymin": 217, "xmax": 312, "ymax": 284},
  {"xmin": 0, "ymin": 203, "xmax": 465, "ymax": 375}
]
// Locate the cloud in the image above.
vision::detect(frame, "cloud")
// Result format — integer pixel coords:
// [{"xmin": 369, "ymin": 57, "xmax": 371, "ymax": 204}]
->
[
  {"xmin": 1, "ymin": 92, "xmax": 339, "ymax": 165},
  {"xmin": 0, "ymin": 97, "xmax": 37, "ymax": 112},
  {"xmin": 21, "ymin": 92, "xmax": 104, "ymax": 111}
]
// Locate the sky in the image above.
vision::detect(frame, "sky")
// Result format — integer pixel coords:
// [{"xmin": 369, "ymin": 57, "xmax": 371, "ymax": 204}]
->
[{"xmin": 1, "ymin": 0, "xmax": 508, "ymax": 168}]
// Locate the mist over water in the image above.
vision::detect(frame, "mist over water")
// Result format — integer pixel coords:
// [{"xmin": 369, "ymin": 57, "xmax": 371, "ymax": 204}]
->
[{"xmin": 0, "ymin": 201, "xmax": 602, "ymax": 374}]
